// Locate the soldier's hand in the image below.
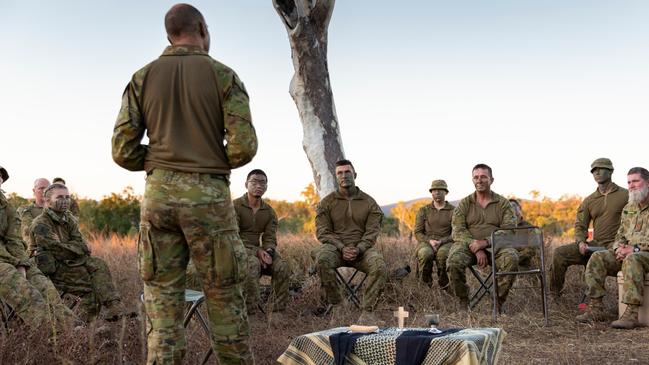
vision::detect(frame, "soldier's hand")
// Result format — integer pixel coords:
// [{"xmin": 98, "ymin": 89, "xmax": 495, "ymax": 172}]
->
[
  {"xmin": 578, "ymin": 242, "xmax": 589, "ymax": 255},
  {"xmin": 257, "ymin": 249, "xmax": 273, "ymax": 268},
  {"xmin": 17, "ymin": 266, "xmax": 27, "ymax": 279},
  {"xmin": 475, "ymin": 250, "xmax": 488, "ymax": 268},
  {"xmin": 615, "ymin": 245, "xmax": 633, "ymax": 262},
  {"xmin": 469, "ymin": 240, "xmax": 488, "ymax": 254},
  {"xmin": 429, "ymin": 239, "xmax": 440, "ymax": 251},
  {"xmin": 342, "ymin": 247, "xmax": 359, "ymax": 261}
]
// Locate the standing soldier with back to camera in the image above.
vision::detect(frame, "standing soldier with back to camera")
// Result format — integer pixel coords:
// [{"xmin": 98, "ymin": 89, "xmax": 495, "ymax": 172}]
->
[{"xmin": 112, "ymin": 3, "xmax": 257, "ymax": 364}]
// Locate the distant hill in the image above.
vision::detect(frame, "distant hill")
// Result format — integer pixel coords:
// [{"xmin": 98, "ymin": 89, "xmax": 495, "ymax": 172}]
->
[{"xmin": 381, "ymin": 198, "xmax": 460, "ymax": 217}]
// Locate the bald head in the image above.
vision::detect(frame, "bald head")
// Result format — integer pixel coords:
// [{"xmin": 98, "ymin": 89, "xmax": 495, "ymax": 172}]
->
[
  {"xmin": 33, "ymin": 178, "xmax": 50, "ymax": 206},
  {"xmin": 165, "ymin": 4, "xmax": 205, "ymax": 39}
]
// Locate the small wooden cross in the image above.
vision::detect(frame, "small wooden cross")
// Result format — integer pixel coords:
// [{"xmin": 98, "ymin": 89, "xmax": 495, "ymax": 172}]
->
[{"xmin": 394, "ymin": 306, "xmax": 409, "ymax": 329}]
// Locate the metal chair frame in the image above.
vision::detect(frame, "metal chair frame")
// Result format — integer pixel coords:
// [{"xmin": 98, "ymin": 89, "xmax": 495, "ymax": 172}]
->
[
  {"xmin": 141, "ymin": 289, "xmax": 213, "ymax": 365},
  {"xmin": 468, "ymin": 266, "xmax": 494, "ymax": 309},
  {"xmin": 335, "ymin": 267, "xmax": 367, "ymax": 309},
  {"xmin": 489, "ymin": 226, "xmax": 549, "ymax": 325}
]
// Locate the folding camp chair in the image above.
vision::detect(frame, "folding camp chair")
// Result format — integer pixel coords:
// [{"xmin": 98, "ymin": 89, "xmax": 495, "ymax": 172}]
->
[
  {"xmin": 468, "ymin": 266, "xmax": 493, "ymax": 309},
  {"xmin": 490, "ymin": 226, "xmax": 548, "ymax": 325},
  {"xmin": 335, "ymin": 267, "xmax": 367, "ymax": 309},
  {"xmin": 141, "ymin": 289, "xmax": 213, "ymax": 365}
]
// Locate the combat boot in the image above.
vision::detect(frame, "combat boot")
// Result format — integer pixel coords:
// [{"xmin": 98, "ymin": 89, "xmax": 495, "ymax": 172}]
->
[
  {"xmin": 611, "ymin": 305, "xmax": 641, "ymax": 329},
  {"xmin": 575, "ymin": 297, "xmax": 607, "ymax": 323}
]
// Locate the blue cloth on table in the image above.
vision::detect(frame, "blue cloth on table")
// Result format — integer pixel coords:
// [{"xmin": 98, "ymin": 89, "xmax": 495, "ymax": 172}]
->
[
  {"xmin": 395, "ymin": 329, "xmax": 461, "ymax": 365},
  {"xmin": 329, "ymin": 332, "xmax": 368, "ymax": 365},
  {"xmin": 330, "ymin": 328, "xmax": 461, "ymax": 365}
]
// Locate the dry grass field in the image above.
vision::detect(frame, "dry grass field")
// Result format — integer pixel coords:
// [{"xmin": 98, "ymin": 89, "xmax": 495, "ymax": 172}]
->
[{"xmin": 1, "ymin": 233, "xmax": 648, "ymax": 364}]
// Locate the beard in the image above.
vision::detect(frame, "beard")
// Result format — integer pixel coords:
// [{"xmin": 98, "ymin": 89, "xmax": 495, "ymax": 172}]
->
[{"xmin": 629, "ymin": 185, "xmax": 649, "ymax": 204}]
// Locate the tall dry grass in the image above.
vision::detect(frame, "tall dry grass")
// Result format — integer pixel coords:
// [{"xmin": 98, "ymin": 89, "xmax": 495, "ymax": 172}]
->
[{"xmin": 2, "ymin": 233, "xmax": 648, "ymax": 364}]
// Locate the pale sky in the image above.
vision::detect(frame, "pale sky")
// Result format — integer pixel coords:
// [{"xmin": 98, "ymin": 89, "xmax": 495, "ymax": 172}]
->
[{"xmin": 1, "ymin": 0, "xmax": 647, "ymax": 205}]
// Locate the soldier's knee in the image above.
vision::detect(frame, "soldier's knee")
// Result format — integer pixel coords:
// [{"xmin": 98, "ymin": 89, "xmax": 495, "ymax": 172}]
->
[{"xmin": 314, "ymin": 247, "xmax": 338, "ymax": 269}]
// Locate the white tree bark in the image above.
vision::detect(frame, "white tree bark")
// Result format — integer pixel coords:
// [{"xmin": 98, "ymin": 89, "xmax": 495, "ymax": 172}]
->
[{"xmin": 273, "ymin": 0, "xmax": 345, "ymax": 198}]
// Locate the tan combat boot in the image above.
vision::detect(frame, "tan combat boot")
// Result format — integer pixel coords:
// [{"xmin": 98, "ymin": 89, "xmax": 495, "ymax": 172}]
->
[
  {"xmin": 610, "ymin": 305, "xmax": 641, "ymax": 329},
  {"xmin": 575, "ymin": 297, "xmax": 607, "ymax": 323}
]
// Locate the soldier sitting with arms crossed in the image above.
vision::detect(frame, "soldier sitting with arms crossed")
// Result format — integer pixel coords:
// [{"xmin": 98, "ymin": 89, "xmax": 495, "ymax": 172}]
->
[
  {"xmin": 313, "ymin": 159, "xmax": 387, "ymax": 324},
  {"xmin": 29, "ymin": 183, "xmax": 131, "ymax": 322},
  {"xmin": 577, "ymin": 167, "xmax": 649, "ymax": 329},
  {"xmin": 413, "ymin": 179, "xmax": 454, "ymax": 289},
  {"xmin": 235, "ymin": 169, "xmax": 290, "ymax": 313}
]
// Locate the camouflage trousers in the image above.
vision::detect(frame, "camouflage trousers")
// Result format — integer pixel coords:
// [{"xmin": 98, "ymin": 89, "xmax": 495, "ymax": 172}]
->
[
  {"xmin": 586, "ymin": 250, "xmax": 649, "ymax": 305},
  {"xmin": 244, "ymin": 248, "xmax": 290, "ymax": 312},
  {"xmin": 0, "ymin": 262, "xmax": 76, "ymax": 330},
  {"xmin": 550, "ymin": 242, "xmax": 590, "ymax": 294},
  {"xmin": 446, "ymin": 244, "xmax": 519, "ymax": 301},
  {"xmin": 414, "ymin": 242, "xmax": 451, "ymax": 288},
  {"xmin": 50, "ymin": 256, "xmax": 120, "ymax": 322},
  {"xmin": 140, "ymin": 169, "xmax": 253, "ymax": 365},
  {"xmin": 312, "ymin": 244, "xmax": 387, "ymax": 311}
]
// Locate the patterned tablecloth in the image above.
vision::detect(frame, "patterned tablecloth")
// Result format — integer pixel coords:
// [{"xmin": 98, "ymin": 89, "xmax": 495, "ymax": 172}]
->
[{"xmin": 277, "ymin": 327, "xmax": 506, "ymax": 365}]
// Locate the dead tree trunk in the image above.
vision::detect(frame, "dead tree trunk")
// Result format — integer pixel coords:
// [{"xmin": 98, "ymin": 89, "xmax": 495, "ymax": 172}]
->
[{"xmin": 273, "ymin": 0, "xmax": 344, "ymax": 198}]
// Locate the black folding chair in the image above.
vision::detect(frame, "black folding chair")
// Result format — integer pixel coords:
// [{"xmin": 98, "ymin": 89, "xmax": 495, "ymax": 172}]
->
[
  {"xmin": 468, "ymin": 266, "xmax": 494, "ymax": 309},
  {"xmin": 141, "ymin": 289, "xmax": 213, "ymax": 365},
  {"xmin": 490, "ymin": 226, "xmax": 548, "ymax": 325},
  {"xmin": 335, "ymin": 267, "xmax": 367, "ymax": 309}
]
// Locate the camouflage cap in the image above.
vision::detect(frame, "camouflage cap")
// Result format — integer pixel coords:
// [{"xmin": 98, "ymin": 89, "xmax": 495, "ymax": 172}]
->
[
  {"xmin": 590, "ymin": 158, "xmax": 614, "ymax": 172},
  {"xmin": 0, "ymin": 166, "xmax": 8, "ymax": 182},
  {"xmin": 429, "ymin": 179, "xmax": 448, "ymax": 192}
]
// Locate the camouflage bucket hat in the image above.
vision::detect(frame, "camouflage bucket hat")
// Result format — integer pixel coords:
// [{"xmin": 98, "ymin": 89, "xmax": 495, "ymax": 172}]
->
[
  {"xmin": 429, "ymin": 179, "xmax": 448, "ymax": 192},
  {"xmin": 590, "ymin": 158, "xmax": 614, "ymax": 172},
  {"xmin": 0, "ymin": 166, "xmax": 8, "ymax": 182}
]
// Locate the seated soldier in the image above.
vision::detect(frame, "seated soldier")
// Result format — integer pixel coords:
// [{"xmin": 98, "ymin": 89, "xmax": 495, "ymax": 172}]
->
[
  {"xmin": 0, "ymin": 166, "xmax": 78, "ymax": 331},
  {"xmin": 236, "ymin": 169, "xmax": 289, "ymax": 313},
  {"xmin": 550, "ymin": 158, "xmax": 628, "ymax": 297},
  {"xmin": 29, "ymin": 183, "xmax": 130, "ymax": 322},
  {"xmin": 414, "ymin": 179, "xmax": 454, "ymax": 289},
  {"xmin": 509, "ymin": 198, "xmax": 536, "ymax": 268},
  {"xmin": 577, "ymin": 167, "xmax": 649, "ymax": 329},
  {"xmin": 312, "ymin": 159, "xmax": 387, "ymax": 323},
  {"xmin": 446, "ymin": 164, "xmax": 519, "ymax": 310},
  {"xmin": 17, "ymin": 177, "xmax": 50, "ymax": 253}
]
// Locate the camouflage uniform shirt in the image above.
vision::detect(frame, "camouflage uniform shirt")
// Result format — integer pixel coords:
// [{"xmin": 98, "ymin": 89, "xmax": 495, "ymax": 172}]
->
[
  {"xmin": 574, "ymin": 183, "xmax": 628, "ymax": 249},
  {"xmin": 613, "ymin": 202, "xmax": 649, "ymax": 251},
  {"xmin": 112, "ymin": 45, "xmax": 257, "ymax": 174},
  {"xmin": 29, "ymin": 208, "xmax": 90, "ymax": 265},
  {"xmin": 451, "ymin": 191, "xmax": 517, "ymax": 249},
  {"xmin": 233, "ymin": 194, "xmax": 278, "ymax": 252},
  {"xmin": 315, "ymin": 187, "xmax": 383, "ymax": 254},
  {"xmin": 16, "ymin": 203, "xmax": 43, "ymax": 252},
  {"xmin": 414, "ymin": 202, "xmax": 454, "ymax": 245},
  {"xmin": 0, "ymin": 192, "xmax": 30, "ymax": 267}
]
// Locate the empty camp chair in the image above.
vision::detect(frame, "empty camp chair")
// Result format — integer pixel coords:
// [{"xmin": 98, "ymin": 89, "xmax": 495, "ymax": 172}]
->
[{"xmin": 489, "ymin": 226, "xmax": 548, "ymax": 325}]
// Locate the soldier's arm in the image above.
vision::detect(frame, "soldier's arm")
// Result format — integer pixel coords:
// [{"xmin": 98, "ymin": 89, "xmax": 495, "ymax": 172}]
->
[
  {"xmin": 3, "ymin": 203, "xmax": 30, "ymax": 266},
  {"xmin": 67, "ymin": 217, "xmax": 91, "ymax": 255},
  {"xmin": 413, "ymin": 207, "xmax": 429, "ymax": 244},
  {"xmin": 451, "ymin": 203, "xmax": 473, "ymax": 249},
  {"xmin": 111, "ymin": 69, "xmax": 148, "ymax": 171},
  {"xmin": 357, "ymin": 201, "xmax": 384, "ymax": 254},
  {"xmin": 31, "ymin": 222, "xmax": 86, "ymax": 258},
  {"xmin": 261, "ymin": 207, "xmax": 278, "ymax": 251},
  {"xmin": 500, "ymin": 199, "xmax": 517, "ymax": 229},
  {"xmin": 612, "ymin": 208, "xmax": 630, "ymax": 251},
  {"xmin": 573, "ymin": 199, "xmax": 590, "ymax": 243},
  {"xmin": 315, "ymin": 201, "xmax": 345, "ymax": 251},
  {"xmin": 18, "ymin": 210, "xmax": 33, "ymax": 248},
  {"xmin": 220, "ymin": 70, "xmax": 258, "ymax": 168}
]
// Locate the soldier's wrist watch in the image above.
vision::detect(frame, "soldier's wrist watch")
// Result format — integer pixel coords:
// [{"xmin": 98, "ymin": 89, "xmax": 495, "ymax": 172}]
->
[{"xmin": 633, "ymin": 245, "xmax": 640, "ymax": 253}]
